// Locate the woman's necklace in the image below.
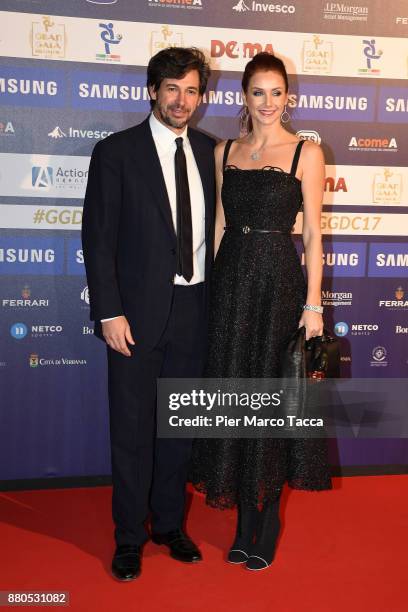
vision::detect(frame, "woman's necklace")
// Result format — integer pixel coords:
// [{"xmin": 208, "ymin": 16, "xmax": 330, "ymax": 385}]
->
[
  {"xmin": 250, "ymin": 148, "xmax": 262, "ymax": 161},
  {"xmin": 249, "ymin": 140, "xmax": 265, "ymax": 161}
]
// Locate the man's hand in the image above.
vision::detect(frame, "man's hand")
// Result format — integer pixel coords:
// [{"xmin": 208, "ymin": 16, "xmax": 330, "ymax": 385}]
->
[{"xmin": 102, "ymin": 316, "xmax": 135, "ymax": 356}]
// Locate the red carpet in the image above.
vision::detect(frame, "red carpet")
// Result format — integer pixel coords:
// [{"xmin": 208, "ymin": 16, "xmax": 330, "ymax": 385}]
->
[{"xmin": 0, "ymin": 476, "xmax": 406, "ymax": 611}]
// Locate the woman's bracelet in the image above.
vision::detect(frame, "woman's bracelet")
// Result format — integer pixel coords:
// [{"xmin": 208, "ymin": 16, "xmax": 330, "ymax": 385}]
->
[{"xmin": 303, "ymin": 304, "xmax": 324, "ymax": 314}]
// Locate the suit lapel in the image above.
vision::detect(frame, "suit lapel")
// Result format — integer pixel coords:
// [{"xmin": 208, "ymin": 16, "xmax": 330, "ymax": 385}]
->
[
  {"xmin": 188, "ymin": 128, "xmax": 213, "ymax": 240},
  {"xmin": 132, "ymin": 118, "xmax": 176, "ymax": 242}
]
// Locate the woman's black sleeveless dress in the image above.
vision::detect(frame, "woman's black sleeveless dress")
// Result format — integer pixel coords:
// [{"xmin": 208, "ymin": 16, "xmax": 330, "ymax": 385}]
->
[{"xmin": 190, "ymin": 139, "xmax": 332, "ymax": 509}]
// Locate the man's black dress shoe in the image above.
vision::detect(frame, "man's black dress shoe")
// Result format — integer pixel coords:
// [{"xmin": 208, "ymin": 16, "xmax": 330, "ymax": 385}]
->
[
  {"xmin": 151, "ymin": 529, "xmax": 202, "ymax": 563},
  {"xmin": 111, "ymin": 545, "xmax": 142, "ymax": 581}
]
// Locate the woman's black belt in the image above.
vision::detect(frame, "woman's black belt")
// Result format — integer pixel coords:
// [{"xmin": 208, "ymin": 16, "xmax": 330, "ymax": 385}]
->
[{"xmin": 224, "ymin": 226, "xmax": 290, "ymax": 235}]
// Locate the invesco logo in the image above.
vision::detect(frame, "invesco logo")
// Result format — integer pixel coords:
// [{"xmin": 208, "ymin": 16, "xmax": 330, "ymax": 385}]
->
[
  {"xmin": 10, "ymin": 322, "xmax": 28, "ymax": 339},
  {"xmin": 334, "ymin": 322, "xmax": 349, "ymax": 337}
]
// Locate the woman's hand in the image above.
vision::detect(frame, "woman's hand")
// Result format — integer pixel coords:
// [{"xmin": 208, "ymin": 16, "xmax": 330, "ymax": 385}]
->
[{"xmin": 298, "ymin": 309, "xmax": 323, "ymax": 340}]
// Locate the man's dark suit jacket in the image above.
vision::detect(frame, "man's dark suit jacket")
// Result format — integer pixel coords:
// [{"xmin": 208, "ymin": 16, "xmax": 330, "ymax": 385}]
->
[{"xmin": 81, "ymin": 117, "xmax": 216, "ymax": 348}]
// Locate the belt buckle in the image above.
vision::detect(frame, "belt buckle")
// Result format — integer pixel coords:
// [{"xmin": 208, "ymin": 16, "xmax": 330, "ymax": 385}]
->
[{"xmin": 242, "ymin": 226, "xmax": 251, "ymax": 234}]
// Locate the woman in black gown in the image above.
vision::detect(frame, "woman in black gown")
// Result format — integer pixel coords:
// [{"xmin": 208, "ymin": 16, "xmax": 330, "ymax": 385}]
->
[{"xmin": 190, "ymin": 53, "xmax": 332, "ymax": 570}]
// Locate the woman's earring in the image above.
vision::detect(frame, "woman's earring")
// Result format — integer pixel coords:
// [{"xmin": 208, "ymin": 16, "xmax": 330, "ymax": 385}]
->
[
  {"xmin": 239, "ymin": 105, "xmax": 250, "ymax": 134},
  {"xmin": 280, "ymin": 105, "xmax": 290, "ymax": 124}
]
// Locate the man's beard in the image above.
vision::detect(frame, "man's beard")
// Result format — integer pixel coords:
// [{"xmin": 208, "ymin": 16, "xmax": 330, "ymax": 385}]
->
[{"xmin": 156, "ymin": 103, "xmax": 191, "ymax": 129}]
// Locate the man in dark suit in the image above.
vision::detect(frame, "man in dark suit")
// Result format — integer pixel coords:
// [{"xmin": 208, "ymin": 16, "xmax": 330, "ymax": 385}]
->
[{"xmin": 82, "ymin": 47, "xmax": 215, "ymax": 581}]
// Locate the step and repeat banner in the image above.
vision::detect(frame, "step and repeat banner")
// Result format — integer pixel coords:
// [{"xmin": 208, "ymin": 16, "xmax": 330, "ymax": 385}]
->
[{"xmin": 1, "ymin": 0, "xmax": 407, "ymax": 480}]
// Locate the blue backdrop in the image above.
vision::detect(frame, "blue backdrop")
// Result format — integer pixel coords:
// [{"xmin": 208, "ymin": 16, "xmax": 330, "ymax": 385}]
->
[{"xmin": 1, "ymin": 0, "xmax": 407, "ymax": 481}]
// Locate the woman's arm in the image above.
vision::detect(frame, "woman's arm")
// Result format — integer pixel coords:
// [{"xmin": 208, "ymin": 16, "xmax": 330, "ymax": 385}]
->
[
  {"xmin": 213, "ymin": 141, "xmax": 227, "ymax": 258},
  {"xmin": 298, "ymin": 141, "xmax": 325, "ymax": 340}
]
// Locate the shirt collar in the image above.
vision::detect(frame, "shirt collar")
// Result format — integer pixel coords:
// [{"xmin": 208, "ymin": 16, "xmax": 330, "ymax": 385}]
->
[{"xmin": 149, "ymin": 112, "xmax": 188, "ymax": 153}]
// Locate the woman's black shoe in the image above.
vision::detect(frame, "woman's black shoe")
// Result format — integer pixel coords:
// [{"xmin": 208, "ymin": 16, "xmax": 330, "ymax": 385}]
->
[
  {"xmin": 246, "ymin": 497, "xmax": 281, "ymax": 571},
  {"xmin": 227, "ymin": 503, "xmax": 259, "ymax": 564}
]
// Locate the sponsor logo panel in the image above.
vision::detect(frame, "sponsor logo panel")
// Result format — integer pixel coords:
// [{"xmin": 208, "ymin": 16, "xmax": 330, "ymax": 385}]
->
[
  {"xmin": 72, "ymin": 70, "xmax": 150, "ymax": 112},
  {"xmin": 0, "ymin": 154, "xmax": 90, "ymax": 199},
  {"xmin": 322, "ymin": 290, "xmax": 353, "ymax": 307},
  {"xmin": 2, "ymin": 285, "xmax": 50, "ymax": 309},
  {"xmin": 296, "ymin": 129, "xmax": 321, "ymax": 144},
  {"xmin": 378, "ymin": 286, "xmax": 408, "ymax": 310},
  {"xmin": 148, "ymin": 0, "xmax": 203, "ymax": 10},
  {"xmin": 0, "ymin": 66, "xmax": 66, "ymax": 108},
  {"xmin": 29, "ymin": 353, "xmax": 87, "ymax": 367},
  {"xmin": 322, "ymin": 3, "xmax": 369, "ymax": 23},
  {"xmin": 334, "ymin": 321, "xmax": 379, "ymax": 336},
  {"xmin": 96, "ymin": 21, "xmax": 122, "ymax": 62},
  {"xmin": 294, "ymin": 213, "xmax": 408, "ymax": 236},
  {"xmin": 0, "ymin": 237, "xmax": 64, "ymax": 275},
  {"xmin": 1, "ymin": 12, "xmax": 407, "ymax": 79},
  {"xmin": 48, "ymin": 125, "xmax": 114, "ymax": 140},
  {"xmin": 298, "ymin": 241, "xmax": 367, "ymax": 277},
  {"xmin": 0, "ymin": 205, "xmax": 83, "ymax": 230},
  {"xmin": 289, "ymin": 83, "xmax": 375, "ymax": 122},
  {"xmin": 368, "ymin": 243, "xmax": 408, "ymax": 277},
  {"xmin": 322, "ymin": 165, "xmax": 408, "ymax": 207},
  {"xmin": 348, "ymin": 136, "xmax": 397, "ymax": 153},
  {"xmin": 10, "ymin": 322, "xmax": 63, "ymax": 339},
  {"xmin": 232, "ymin": 1, "xmax": 295, "ymax": 14},
  {"xmin": 301, "ymin": 35, "xmax": 333, "ymax": 74},
  {"xmin": 358, "ymin": 38, "xmax": 383, "ymax": 75},
  {"xmin": 370, "ymin": 346, "xmax": 388, "ymax": 367},
  {"xmin": 30, "ymin": 15, "xmax": 66, "ymax": 60},
  {"xmin": 378, "ymin": 87, "xmax": 408, "ymax": 123}
]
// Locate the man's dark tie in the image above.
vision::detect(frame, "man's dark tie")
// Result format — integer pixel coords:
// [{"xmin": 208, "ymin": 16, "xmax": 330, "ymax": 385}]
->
[{"xmin": 174, "ymin": 137, "xmax": 193, "ymax": 282}]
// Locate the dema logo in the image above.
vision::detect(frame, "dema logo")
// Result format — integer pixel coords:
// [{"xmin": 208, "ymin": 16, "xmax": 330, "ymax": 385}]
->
[
  {"xmin": 211, "ymin": 39, "xmax": 274, "ymax": 59},
  {"xmin": 32, "ymin": 166, "xmax": 53, "ymax": 188}
]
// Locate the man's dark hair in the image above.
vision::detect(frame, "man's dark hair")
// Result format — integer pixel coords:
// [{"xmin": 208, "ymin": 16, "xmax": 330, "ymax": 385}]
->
[{"xmin": 147, "ymin": 47, "xmax": 211, "ymax": 109}]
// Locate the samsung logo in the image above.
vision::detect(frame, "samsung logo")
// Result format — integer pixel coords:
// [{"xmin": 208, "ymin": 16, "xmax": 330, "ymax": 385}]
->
[
  {"xmin": 78, "ymin": 83, "xmax": 150, "ymax": 100},
  {"xmin": 0, "ymin": 78, "xmax": 58, "ymax": 96},
  {"xmin": 376, "ymin": 253, "xmax": 408, "ymax": 267},
  {"xmin": 0, "ymin": 248, "xmax": 55, "ymax": 263},
  {"xmin": 290, "ymin": 94, "xmax": 368, "ymax": 110},
  {"xmin": 385, "ymin": 98, "xmax": 408, "ymax": 112}
]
